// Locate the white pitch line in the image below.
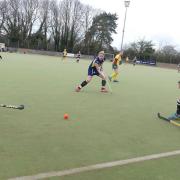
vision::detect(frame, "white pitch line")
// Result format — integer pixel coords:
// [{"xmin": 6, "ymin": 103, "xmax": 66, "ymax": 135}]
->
[{"xmin": 9, "ymin": 150, "xmax": 180, "ymax": 180}]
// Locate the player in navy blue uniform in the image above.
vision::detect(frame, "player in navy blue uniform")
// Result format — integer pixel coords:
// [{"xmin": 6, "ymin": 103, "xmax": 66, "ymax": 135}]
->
[
  {"xmin": 76, "ymin": 51, "xmax": 81, "ymax": 63},
  {"xmin": 75, "ymin": 51, "xmax": 108, "ymax": 92}
]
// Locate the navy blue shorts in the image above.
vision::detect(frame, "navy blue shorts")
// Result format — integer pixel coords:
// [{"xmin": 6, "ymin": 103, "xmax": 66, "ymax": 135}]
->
[
  {"xmin": 88, "ymin": 67, "xmax": 99, "ymax": 76},
  {"xmin": 112, "ymin": 64, "xmax": 118, "ymax": 70}
]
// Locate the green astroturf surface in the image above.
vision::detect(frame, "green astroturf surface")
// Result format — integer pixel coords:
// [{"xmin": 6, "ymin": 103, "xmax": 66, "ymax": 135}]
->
[{"xmin": 0, "ymin": 53, "xmax": 180, "ymax": 179}]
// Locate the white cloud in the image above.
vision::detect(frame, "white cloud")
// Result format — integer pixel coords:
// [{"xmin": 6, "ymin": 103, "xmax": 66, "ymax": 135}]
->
[{"xmin": 80, "ymin": 0, "xmax": 180, "ymax": 49}]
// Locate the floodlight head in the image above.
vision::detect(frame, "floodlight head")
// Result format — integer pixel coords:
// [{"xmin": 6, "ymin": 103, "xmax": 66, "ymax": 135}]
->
[{"xmin": 124, "ymin": 1, "xmax": 130, "ymax": 7}]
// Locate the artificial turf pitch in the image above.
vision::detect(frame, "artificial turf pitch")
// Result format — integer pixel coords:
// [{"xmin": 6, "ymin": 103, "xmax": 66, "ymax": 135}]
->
[{"xmin": 0, "ymin": 52, "xmax": 180, "ymax": 179}]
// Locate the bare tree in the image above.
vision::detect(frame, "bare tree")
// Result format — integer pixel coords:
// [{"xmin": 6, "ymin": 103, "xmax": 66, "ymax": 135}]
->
[
  {"xmin": 49, "ymin": 0, "xmax": 62, "ymax": 51},
  {"xmin": 37, "ymin": 0, "xmax": 50, "ymax": 49},
  {"xmin": 60, "ymin": 0, "xmax": 73, "ymax": 50},
  {"xmin": 0, "ymin": 0, "xmax": 6, "ymax": 35},
  {"xmin": 81, "ymin": 5, "xmax": 96, "ymax": 54},
  {"xmin": 68, "ymin": 0, "xmax": 85, "ymax": 51},
  {"xmin": 21, "ymin": 0, "xmax": 39, "ymax": 46},
  {"xmin": 59, "ymin": 0, "xmax": 97, "ymax": 52},
  {"xmin": 0, "ymin": 0, "xmax": 102, "ymax": 51},
  {"xmin": 3, "ymin": 0, "xmax": 22, "ymax": 47}
]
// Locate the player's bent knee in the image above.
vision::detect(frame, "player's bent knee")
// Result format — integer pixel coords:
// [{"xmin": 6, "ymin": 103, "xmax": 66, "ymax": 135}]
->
[{"xmin": 86, "ymin": 78, "xmax": 92, "ymax": 83}]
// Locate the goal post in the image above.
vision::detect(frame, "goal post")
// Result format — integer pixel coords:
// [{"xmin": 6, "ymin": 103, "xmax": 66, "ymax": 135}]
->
[
  {"xmin": 104, "ymin": 53, "xmax": 114, "ymax": 62},
  {"xmin": 0, "ymin": 43, "xmax": 5, "ymax": 51}
]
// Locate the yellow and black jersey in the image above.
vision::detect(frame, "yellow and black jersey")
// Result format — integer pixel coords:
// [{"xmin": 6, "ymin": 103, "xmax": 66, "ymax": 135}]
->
[{"xmin": 113, "ymin": 54, "xmax": 122, "ymax": 65}]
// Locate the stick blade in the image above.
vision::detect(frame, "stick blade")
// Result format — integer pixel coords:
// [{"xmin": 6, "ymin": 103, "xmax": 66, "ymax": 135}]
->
[
  {"xmin": 157, "ymin": 112, "xmax": 169, "ymax": 122},
  {"xmin": 0, "ymin": 104, "xmax": 24, "ymax": 110},
  {"xmin": 16, "ymin": 105, "xmax": 25, "ymax": 110}
]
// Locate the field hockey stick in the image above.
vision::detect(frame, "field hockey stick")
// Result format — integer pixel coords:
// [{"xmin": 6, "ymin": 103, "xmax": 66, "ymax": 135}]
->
[
  {"xmin": 0, "ymin": 104, "xmax": 24, "ymax": 110},
  {"xmin": 169, "ymin": 120, "xmax": 180, "ymax": 127},
  {"xmin": 102, "ymin": 71, "xmax": 113, "ymax": 93},
  {"xmin": 106, "ymin": 79, "xmax": 113, "ymax": 93},
  {"xmin": 157, "ymin": 113, "xmax": 180, "ymax": 127}
]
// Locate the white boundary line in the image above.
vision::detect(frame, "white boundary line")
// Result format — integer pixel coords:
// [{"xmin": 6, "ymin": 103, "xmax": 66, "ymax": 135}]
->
[{"xmin": 9, "ymin": 150, "xmax": 180, "ymax": 180}]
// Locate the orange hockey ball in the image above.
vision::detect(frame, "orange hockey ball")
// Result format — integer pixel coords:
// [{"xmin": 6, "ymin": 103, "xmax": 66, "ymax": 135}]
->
[{"xmin": 64, "ymin": 113, "xmax": 69, "ymax": 120}]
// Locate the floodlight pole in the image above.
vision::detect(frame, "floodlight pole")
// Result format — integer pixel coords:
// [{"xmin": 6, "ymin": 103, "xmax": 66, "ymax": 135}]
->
[{"xmin": 120, "ymin": 1, "xmax": 130, "ymax": 51}]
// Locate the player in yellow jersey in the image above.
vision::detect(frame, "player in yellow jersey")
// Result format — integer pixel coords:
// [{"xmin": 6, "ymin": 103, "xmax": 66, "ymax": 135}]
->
[
  {"xmin": 108, "ymin": 52, "xmax": 123, "ymax": 82},
  {"xmin": 125, "ymin": 56, "xmax": 129, "ymax": 63},
  {"xmin": 62, "ymin": 49, "xmax": 67, "ymax": 60}
]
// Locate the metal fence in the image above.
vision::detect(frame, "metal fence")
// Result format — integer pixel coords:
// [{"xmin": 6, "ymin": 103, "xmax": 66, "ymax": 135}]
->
[{"xmin": 7, "ymin": 47, "xmax": 94, "ymax": 60}]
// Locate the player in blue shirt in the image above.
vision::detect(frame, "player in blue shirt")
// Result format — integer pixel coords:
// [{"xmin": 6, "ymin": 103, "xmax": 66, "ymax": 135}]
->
[{"xmin": 75, "ymin": 51, "xmax": 108, "ymax": 92}]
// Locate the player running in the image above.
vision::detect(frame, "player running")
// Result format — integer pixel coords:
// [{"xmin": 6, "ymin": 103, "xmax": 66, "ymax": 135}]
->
[
  {"xmin": 76, "ymin": 51, "xmax": 81, "ymax": 63},
  {"xmin": 75, "ymin": 51, "xmax": 108, "ymax": 93},
  {"xmin": 108, "ymin": 51, "xmax": 123, "ymax": 82},
  {"xmin": 62, "ymin": 49, "xmax": 67, "ymax": 60},
  {"xmin": 133, "ymin": 56, "xmax": 137, "ymax": 66}
]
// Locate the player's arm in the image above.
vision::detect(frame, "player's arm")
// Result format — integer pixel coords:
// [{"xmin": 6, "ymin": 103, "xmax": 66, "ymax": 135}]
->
[
  {"xmin": 113, "ymin": 58, "xmax": 119, "ymax": 65},
  {"xmin": 96, "ymin": 64, "xmax": 106, "ymax": 79},
  {"xmin": 94, "ymin": 63, "xmax": 104, "ymax": 76},
  {"xmin": 100, "ymin": 65, "xmax": 103, "ymax": 71},
  {"xmin": 94, "ymin": 63, "xmax": 101, "ymax": 72},
  {"xmin": 112, "ymin": 58, "xmax": 116, "ymax": 64}
]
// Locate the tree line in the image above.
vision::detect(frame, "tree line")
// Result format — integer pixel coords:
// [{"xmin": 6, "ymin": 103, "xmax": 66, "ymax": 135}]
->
[
  {"xmin": 123, "ymin": 40, "xmax": 180, "ymax": 64},
  {"xmin": 0, "ymin": 0, "xmax": 118, "ymax": 54},
  {"xmin": 0, "ymin": 0, "xmax": 179, "ymax": 64}
]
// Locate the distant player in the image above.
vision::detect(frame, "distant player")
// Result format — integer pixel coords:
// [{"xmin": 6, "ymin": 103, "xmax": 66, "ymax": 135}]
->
[
  {"xmin": 62, "ymin": 49, "xmax": 67, "ymax": 60},
  {"xmin": 125, "ymin": 56, "xmax": 129, "ymax": 64},
  {"xmin": 133, "ymin": 56, "xmax": 137, "ymax": 66},
  {"xmin": 76, "ymin": 51, "xmax": 81, "ymax": 63},
  {"xmin": 75, "ymin": 51, "xmax": 108, "ymax": 93},
  {"xmin": 108, "ymin": 51, "xmax": 123, "ymax": 82},
  {"xmin": 177, "ymin": 63, "xmax": 180, "ymax": 73},
  {"xmin": 0, "ymin": 55, "xmax": 2, "ymax": 60}
]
